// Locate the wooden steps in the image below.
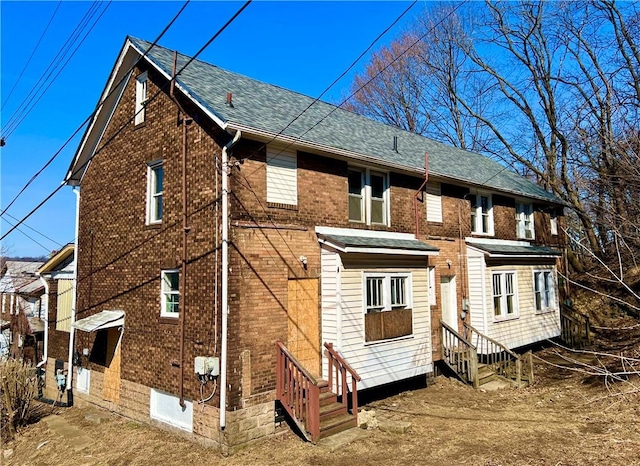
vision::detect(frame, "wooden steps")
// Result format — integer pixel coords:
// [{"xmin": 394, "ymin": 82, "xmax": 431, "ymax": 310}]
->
[
  {"xmin": 477, "ymin": 364, "xmax": 496, "ymax": 386},
  {"xmin": 317, "ymin": 381, "xmax": 356, "ymax": 439}
]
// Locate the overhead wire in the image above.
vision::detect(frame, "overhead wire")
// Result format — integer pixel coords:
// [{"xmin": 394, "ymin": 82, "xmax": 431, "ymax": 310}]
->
[
  {"xmin": 1, "ymin": 1, "xmax": 63, "ymax": 111},
  {"xmin": 2, "ymin": 2, "xmax": 112, "ymax": 140},
  {"xmin": 1, "ymin": 0, "xmax": 252, "ymax": 243},
  {"xmin": 0, "ymin": 0, "xmax": 192, "ymax": 218}
]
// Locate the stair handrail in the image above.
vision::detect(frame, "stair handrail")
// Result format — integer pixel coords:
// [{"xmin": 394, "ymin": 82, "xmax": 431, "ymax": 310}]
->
[
  {"xmin": 441, "ymin": 320, "xmax": 478, "ymax": 387},
  {"xmin": 323, "ymin": 342, "xmax": 361, "ymax": 426},
  {"xmin": 276, "ymin": 341, "xmax": 321, "ymax": 442},
  {"xmin": 560, "ymin": 303, "xmax": 590, "ymax": 347},
  {"xmin": 463, "ymin": 322, "xmax": 524, "ymax": 384}
]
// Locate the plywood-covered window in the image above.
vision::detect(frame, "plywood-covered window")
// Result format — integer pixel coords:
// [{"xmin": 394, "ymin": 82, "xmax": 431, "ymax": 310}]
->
[
  {"xmin": 364, "ymin": 272, "xmax": 412, "ymax": 342},
  {"xmin": 56, "ymin": 279, "xmax": 74, "ymax": 332}
]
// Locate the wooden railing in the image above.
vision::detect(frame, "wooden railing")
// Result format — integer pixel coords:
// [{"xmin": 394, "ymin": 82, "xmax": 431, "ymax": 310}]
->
[
  {"xmin": 560, "ymin": 304, "xmax": 590, "ymax": 348},
  {"xmin": 441, "ymin": 321, "xmax": 478, "ymax": 387},
  {"xmin": 324, "ymin": 342, "xmax": 362, "ymax": 425},
  {"xmin": 463, "ymin": 322, "xmax": 530, "ymax": 385},
  {"xmin": 276, "ymin": 341, "xmax": 320, "ymax": 442}
]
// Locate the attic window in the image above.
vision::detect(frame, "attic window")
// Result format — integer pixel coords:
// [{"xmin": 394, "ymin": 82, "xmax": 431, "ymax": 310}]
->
[{"xmin": 135, "ymin": 72, "xmax": 148, "ymax": 125}]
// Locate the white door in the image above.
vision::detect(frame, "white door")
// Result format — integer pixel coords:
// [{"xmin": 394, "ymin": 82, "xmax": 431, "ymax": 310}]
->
[{"xmin": 441, "ymin": 276, "xmax": 458, "ymax": 330}]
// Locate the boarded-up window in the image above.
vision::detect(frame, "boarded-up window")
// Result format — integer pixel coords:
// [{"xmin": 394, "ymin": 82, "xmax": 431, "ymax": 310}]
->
[
  {"xmin": 365, "ymin": 309, "xmax": 412, "ymax": 342},
  {"xmin": 266, "ymin": 146, "xmax": 297, "ymax": 205},
  {"xmin": 56, "ymin": 279, "xmax": 74, "ymax": 332},
  {"xmin": 425, "ymin": 182, "xmax": 442, "ymax": 223},
  {"xmin": 364, "ymin": 273, "xmax": 413, "ymax": 342}
]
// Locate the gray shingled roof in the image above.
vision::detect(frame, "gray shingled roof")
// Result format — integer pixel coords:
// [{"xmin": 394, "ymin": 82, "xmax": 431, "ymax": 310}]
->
[
  {"xmin": 319, "ymin": 234, "xmax": 439, "ymax": 252},
  {"xmin": 129, "ymin": 37, "xmax": 561, "ymax": 204},
  {"xmin": 470, "ymin": 243, "xmax": 562, "ymax": 256}
]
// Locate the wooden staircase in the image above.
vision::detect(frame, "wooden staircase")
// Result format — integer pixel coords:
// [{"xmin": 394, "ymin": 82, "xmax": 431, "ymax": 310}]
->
[
  {"xmin": 441, "ymin": 321, "xmax": 534, "ymax": 388},
  {"xmin": 276, "ymin": 341, "xmax": 361, "ymax": 443}
]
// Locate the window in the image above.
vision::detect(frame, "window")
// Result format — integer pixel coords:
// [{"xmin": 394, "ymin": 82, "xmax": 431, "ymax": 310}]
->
[
  {"xmin": 516, "ymin": 202, "xmax": 535, "ymax": 239},
  {"xmin": 266, "ymin": 146, "xmax": 297, "ymax": 206},
  {"xmin": 534, "ymin": 270, "xmax": 556, "ymax": 313},
  {"xmin": 425, "ymin": 182, "xmax": 442, "ymax": 223},
  {"xmin": 348, "ymin": 168, "xmax": 388, "ymax": 226},
  {"xmin": 492, "ymin": 271, "xmax": 517, "ymax": 320},
  {"xmin": 135, "ymin": 72, "xmax": 147, "ymax": 125},
  {"xmin": 470, "ymin": 193, "xmax": 493, "ymax": 235},
  {"xmin": 550, "ymin": 210, "xmax": 558, "ymax": 236},
  {"xmin": 147, "ymin": 161, "xmax": 163, "ymax": 224},
  {"xmin": 364, "ymin": 273, "xmax": 412, "ymax": 342},
  {"xmin": 161, "ymin": 270, "xmax": 179, "ymax": 318}
]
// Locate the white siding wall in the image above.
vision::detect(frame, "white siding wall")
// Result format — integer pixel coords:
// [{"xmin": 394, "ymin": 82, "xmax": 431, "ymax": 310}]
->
[
  {"xmin": 425, "ymin": 181, "xmax": 442, "ymax": 223},
  {"xmin": 321, "ymin": 249, "xmax": 339, "ymax": 380},
  {"xmin": 321, "ymin": 254, "xmax": 432, "ymax": 389},
  {"xmin": 266, "ymin": 146, "xmax": 297, "ymax": 205},
  {"xmin": 467, "ymin": 249, "xmax": 487, "ymax": 334},
  {"xmin": 483, "ymin": 264, "xmax": 561, "ymax": 350}
]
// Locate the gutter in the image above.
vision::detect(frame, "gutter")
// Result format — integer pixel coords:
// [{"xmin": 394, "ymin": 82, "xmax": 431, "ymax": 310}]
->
[
  {"xmin": 220, "ymin": 128, "xmax": 241, "ymax": 431},
  {"xmin": 37, "ymin": 275, "xmax": 49, "ymax": 367}
]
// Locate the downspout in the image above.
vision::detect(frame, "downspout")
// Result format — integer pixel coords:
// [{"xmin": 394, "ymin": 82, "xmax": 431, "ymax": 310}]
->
[
  {"xmin": 67, "ymin": 187, "xmax": 80, "ymax": 392},
  {"xmin": 37, "ymin": 275, "xmax": 49, "ymax": 367},
  {"xmin": 220, "ymin": 128, "xmax": 241, "ymax": 430},
  {"xmin": 171, "ymin": 51, "xmax": 192, "ymax": 409},
  {"xmin": 413, "ymin": 152, "xmax": 429, "ymax": 238}
]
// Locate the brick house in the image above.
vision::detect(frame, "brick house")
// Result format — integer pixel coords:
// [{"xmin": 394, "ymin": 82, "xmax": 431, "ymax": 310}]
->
[{"xmin": 60, "ymin": 36, "xmax": 565, "ymax": 450}]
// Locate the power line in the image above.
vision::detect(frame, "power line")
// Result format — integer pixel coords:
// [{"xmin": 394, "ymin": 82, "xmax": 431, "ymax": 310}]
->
[
  {"xmin": 0, "ymin": 216, "xmax": 53, "ymax": 253},
  {"xmin": 0, "ymin": 0, "xmax": 192, "ymax": 218},
  {"xmin": 1, "ymin": 1, "xmax": 63, "ymax": 111},
  {"xmin": 2, "ymin": 2, "xmax": 112, "ymax": 140},
  {"xmin": 0, "ymin": 211, "xmax": 63, "ymax": 248},
  {"xmin": 1, "ymin": 0, "xmax": 252, "ymax": 243}
]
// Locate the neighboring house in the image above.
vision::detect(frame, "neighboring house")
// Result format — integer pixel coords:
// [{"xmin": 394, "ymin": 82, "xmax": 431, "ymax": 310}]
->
[
  {"xmin": 0, "ymin": 259, "xmax": 45, "ymax": 363},
  {"xmin": 64, "ymin": 36, "xmax": 565, "ymax": 451},
  {"xmin": 37, "ymin": 244, "xmax": 75, "ymax": 402}
]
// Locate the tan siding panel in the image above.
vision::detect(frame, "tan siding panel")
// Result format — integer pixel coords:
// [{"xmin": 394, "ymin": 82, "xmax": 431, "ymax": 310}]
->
[{"xmin": 56, "ymin": 279, "xmax": 74, "ymax": 332}]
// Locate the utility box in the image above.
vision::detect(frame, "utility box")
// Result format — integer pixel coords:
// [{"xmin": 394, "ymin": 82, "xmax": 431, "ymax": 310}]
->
[{"xmin": 194, "ymin": 356, "xmax": 220, "ymax": 378}]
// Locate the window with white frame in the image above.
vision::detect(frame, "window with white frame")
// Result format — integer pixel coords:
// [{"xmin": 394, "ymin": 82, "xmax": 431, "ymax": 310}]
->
[
  {"xmin": 492, "ymin": 271, "xmax": 517, "ymax": 319},
  {"xmin": 516, "ymin": 202, "xmax": 535, "ymax": 239},
  {"xmin": 534, "ymin": 270, "xmax": 556, "ymax": 313},
  {"xmin": 161, "ymin": 270, "xmax": 179, "ymax": 318},
  {"xmin": 135, "ymin": 72, "xmax": 148, "ymax": 125},
  {"xmin": 470, "ymin": 193, "xmax": 493, "ymax": 235},
  {"xmin": 550, "ymin": 209, "xmax": 558, "ymax": 236},
  {"xmin": 348, "ymin": 168, "xmax": 388, "ymax": 226},
  {"xmin": 147, "ymin": 161, "xmax": 163, "ymax": 224},
  {"xmin": 364, "ymin": 272, "xmax": 412, "ymax": 342}
]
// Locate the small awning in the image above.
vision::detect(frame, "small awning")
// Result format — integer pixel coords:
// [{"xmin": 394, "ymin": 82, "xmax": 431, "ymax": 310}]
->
[
  {"xmin": 468, "ymin": 242, "xmax": 562, "ymax": 258},
  {"xmin": 317, "ymin": 233, "xmax": 439, "ymax": 256},
  {"xmin": 72, "ymin": 310, "xmax": 125, "ymax": 332}
]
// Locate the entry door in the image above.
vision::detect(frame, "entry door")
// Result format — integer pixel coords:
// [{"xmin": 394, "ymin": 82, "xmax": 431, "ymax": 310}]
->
[
  {"xmin": 441, "ymin": 276, "xmax": 458, "ymax": 330},
  {"xmin": 287, "ymin": 278, "xmax": 320, "ymax": 377}
]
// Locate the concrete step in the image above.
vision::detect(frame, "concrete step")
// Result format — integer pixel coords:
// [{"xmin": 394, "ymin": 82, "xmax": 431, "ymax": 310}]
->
[{"xmin": 319, "ymin": 413, "xmax": 357, "ymax": 439}]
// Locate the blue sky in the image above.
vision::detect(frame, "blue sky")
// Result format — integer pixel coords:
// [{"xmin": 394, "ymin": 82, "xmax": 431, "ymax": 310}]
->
[{"xmin": 0, "ymin": 1, "xmax": 418, "ymax": 258}]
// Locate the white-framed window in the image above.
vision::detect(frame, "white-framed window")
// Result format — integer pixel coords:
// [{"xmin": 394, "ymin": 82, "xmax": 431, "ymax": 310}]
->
[
  {"xmin": 146, "ymin": 161, "xmax": 163, "ymax": 224},
  {"xmin": 534, "ymin": 270, "xmax": 556, "ymax": 313},
  {"xmin": 516, "ymin": 201, "xmax": 535, "ymax": 239},
  {"xmin": 266, "ymin": 145, "xmax": 297, "ymax": 206},
  {"xmin": 135, "ymin": 71, "xmax": 148, "ymax": 125},
  {"xmin": 348, "ymin": 168, "xmax": 389, "ymax": 226},
  {"xmin": 470, "ymin": 193, "xmax": 493, "ymax": 235},
  {"xmin": 160, "ymin": 269, "xmax": 180, "ymax": 318},
  {"xmin": 492, "ymin": 271, "xmax": 518, "ymax": 320},
  {"xmin": 364, "ymin": 272, "xmax": 412, "ymax": 342},
  {"xmin": 550, "ymin": 210, "xmax": 558, "ymax": 236}
]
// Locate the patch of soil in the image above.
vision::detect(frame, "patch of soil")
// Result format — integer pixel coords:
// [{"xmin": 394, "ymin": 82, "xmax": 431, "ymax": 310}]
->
[{"xmin": 3, "ymin": 345, "xmax": 640, "ymax": 465}]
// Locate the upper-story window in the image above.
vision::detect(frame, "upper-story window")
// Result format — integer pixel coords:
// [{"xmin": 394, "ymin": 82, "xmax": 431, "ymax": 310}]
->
[
  {"xmin": 534, "ymin": 270, "xmax": 556, "ymax": 313},
  {"xmin": 516, "ymin": 201, "xmax": 534, "ymax": 239},
  {"xmin": 160, "ymin": 269, "xmax": 179, "ymax": 318},
  {"xmin": 348, "ymin": 168, "xmax": 389, "ymax": 226},
  {"xmin": 146, "ymin": 161, "xmax": 163, "ymax": 224},
  {"xmin": 266, "ymin": 145, "xmax": 297, "ymax": 206},
  {"xmin": 135, "ymin": 71, "xmax": 148, "ymax": 125},
  {"xmin": 470, "ymin": 193, "xmax": 493, "ymax": 235},
  {"xmin": 492, "ymin": 271, "xmax": 518, "ymax": 320},
  {"xmin": 550, "ymin": 209, "xmax": 558, "ymax": 236}
]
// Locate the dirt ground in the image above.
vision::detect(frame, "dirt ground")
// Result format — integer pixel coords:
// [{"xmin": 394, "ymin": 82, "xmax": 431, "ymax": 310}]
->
[{"xmin": 3, "ymin": 343, "xmax": 640, "ymax": 466}]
